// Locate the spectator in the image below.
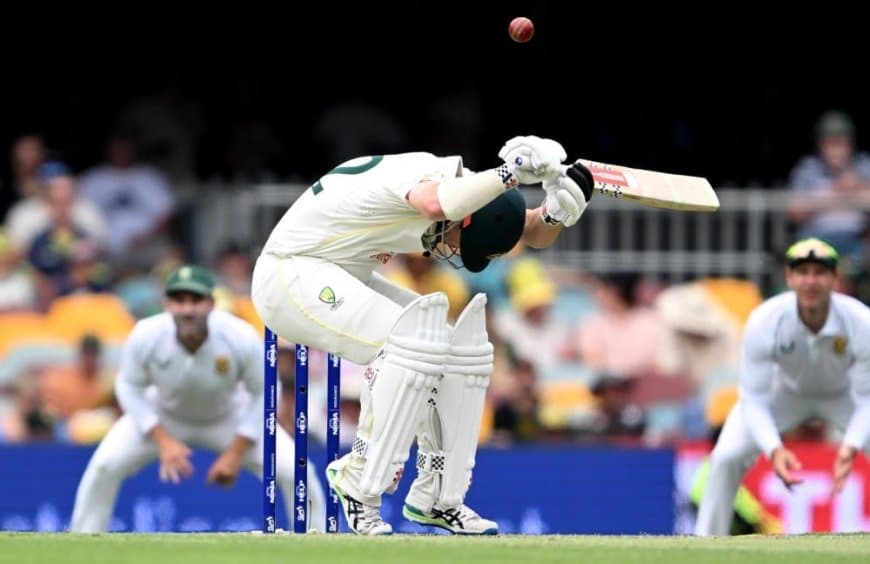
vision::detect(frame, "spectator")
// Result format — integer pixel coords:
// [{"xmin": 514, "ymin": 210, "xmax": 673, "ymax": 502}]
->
[
  {"xmin": 655, "ymin": 280, "xmax": 743, "ymax": 388},
  {"xmin": 27, "ymin": 170, "xmax": 110, "ymax": 308},
  {"xmin": 38, "ymin": 334, "xmax": 118, "ymax": 444},
  {"xmin": 491, "ymin": 349, "xmax": 542, "ymax": 445},
  {"xmin": 214, "ymin": 241, "xmax": 255, "ymax": 297},
  {"xmin": 575, "ymin": 372, "xmax": 646, "ymax": 443},
  {"xmin": 787, "ymin": 110, "xmax": 870, "ymax": 266},
  {"xmin": 562, "ymin": 272, "xmax": 663, "ymax": 378},
  {"xmin": 4, "ymin": 161, "xmax": 106, "ymax": 255},
  {"xmin": 495, "ymin": 256, "xmax": 571, "ymax": 380},
  {"xmin": 77, "ymin": 128, "xmax": 177, "ymax": 267},
  {"xmin": 0, "ymin": 375, "xmax": 53, "ymax": 443}
]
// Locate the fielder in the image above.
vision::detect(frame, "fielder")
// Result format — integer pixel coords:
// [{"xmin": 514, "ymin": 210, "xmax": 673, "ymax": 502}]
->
[
  {"xmin": 252, "ymin": 136, "xmax": 594, "ymax": 535},
  {"xmin": 695, "ymin": 238, "xmax": 870, "ymax": 535},
  {"xmin": 70, "ymin": 265, "xmax": 326, "ymax": 532}
]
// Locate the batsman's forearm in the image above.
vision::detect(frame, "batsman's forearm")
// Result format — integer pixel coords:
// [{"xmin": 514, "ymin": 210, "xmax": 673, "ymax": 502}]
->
[{"xmin": 521, "ymin": 207, "xmax": 563, "ymax": 248}]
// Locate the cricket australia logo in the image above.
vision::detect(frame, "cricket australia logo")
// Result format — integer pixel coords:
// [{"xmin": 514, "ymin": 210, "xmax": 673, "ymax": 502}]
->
[
  {"xmin": 296, "ymin": 411, "xmax": 307, "ymax": 435},
  {"xmin": 266, "ymin": 516, "xmax": 275, "ymax": 532},
  {"xmin": 296, "ymin": 506, "xmax": 306, "ymax": 522},
  {"xmin": 327, "ymin": 516, "xmax": 338, "ymax": 532},
  {"xmin": 319, "ymin": 286, "xmax": 345, "ymax": 311}
]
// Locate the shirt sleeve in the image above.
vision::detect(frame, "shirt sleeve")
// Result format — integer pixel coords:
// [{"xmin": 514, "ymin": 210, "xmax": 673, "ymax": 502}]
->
[
  {"xmin": 234, "ymin": 329, "xmax": 265, "ymax": 441},
  {"xmin": 738, "ymin": 311, "xmax": 782, "ymax": 457},
  {"xmin": 842, "ymin": 307, "xmax": 870, "ymax": 450},
  {"xmin": 114, "ymin": 325, "xmax": 160, "ymax": 435}
]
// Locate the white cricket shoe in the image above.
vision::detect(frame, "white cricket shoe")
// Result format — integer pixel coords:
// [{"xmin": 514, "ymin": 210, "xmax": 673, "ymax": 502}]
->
[
  {"xmin": 403, "ymin": 503, "xmax": 498, "ymax": 535},
  {"xmin": 327, "ymin": 467, "xmax": 393, "ymax": 536}
]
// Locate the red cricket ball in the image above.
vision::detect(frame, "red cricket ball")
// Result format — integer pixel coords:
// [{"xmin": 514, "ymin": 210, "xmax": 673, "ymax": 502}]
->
[{"xmin": 508, "ymin": 17, "xmax": 535, "ymax": 43}]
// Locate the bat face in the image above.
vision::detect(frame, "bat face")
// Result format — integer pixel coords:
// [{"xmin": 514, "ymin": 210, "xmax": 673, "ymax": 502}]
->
[{"xmin": 577, "ymin": 159, "xmax": 720, "ymax": 212}]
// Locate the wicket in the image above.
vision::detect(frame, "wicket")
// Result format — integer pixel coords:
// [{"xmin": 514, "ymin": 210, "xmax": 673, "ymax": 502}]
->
[{"xmin": 262, "ymin": 327, "xmax": 342, "ymax": 534}]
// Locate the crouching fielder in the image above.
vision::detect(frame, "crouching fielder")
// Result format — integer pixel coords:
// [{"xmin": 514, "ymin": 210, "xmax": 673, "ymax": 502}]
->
[
  {"xmin": 70, "ymin": 265, "xmax": 326, "ymax": 532},
  {"xmin": 695, "ymin": 238, "xmax": 870, "ymax": 535},
  {"xmin": 252, "ymin": 136, "xmax": 594, "ymax": 535}
]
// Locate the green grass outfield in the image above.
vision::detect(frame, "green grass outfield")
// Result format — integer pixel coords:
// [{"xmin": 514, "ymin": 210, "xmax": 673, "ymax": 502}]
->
[{"xmin": 2, "ymin": 533, "xmax": 868, "ymax": 564}]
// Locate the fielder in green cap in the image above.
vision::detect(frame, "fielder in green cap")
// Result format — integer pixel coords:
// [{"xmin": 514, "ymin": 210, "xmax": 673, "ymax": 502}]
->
[
  {"xmin": 164, "ymin": 264, "xmax": 216, "ymax": 297},
  {"xmin": 70, "ymin": 263, "xmax": 326, "ymax": 532}
]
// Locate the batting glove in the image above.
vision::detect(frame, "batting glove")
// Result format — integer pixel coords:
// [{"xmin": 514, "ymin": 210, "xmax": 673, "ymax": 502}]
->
[
  {"xmin": 498, "ymin": 135, "xmax": 567, "ymax": 185},
  {"xmin": 541, "ymin": 162, "xmax": 594, "ymax": 227}
]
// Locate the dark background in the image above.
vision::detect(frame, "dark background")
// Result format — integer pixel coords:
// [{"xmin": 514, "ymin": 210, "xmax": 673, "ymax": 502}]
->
[{"xmin": 3, "ymin": 3, "xmax": 865, "ymax": 189}]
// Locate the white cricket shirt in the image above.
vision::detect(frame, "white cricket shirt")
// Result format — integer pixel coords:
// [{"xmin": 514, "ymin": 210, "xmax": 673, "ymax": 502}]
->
[
  {"xmin": 739, "ymin": 291, "xmax": 870, "ymax": 454},
  {"xmin": 261, "ymin": 152, "xmax": 461, "ymax": 280},
  {"xmin": 114, "ymin": 309, "xmax": 263, "ymax": 440}
]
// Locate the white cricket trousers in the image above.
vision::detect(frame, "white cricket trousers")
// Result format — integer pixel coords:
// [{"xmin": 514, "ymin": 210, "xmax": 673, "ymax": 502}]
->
[
  {"xmin": 251, "ymin": 254, "xmax": 407, "ymax": 365},
  {"xmin": 695, "ymin": 391, "xmax": 863, "ymax": 535},
  {"xmin": 69, "ymin": 411, "xmax": 325, "ymax": 532}
]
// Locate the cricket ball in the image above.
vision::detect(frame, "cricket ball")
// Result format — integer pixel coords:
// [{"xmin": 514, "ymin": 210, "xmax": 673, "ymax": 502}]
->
[{"xmin": 508, "ymin": 17, "xmax": 534, "ymax": 43}]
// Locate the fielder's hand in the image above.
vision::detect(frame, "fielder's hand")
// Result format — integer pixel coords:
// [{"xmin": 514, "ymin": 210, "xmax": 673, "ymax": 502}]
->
[
  {"xmin": 831, "ymin": 445, "xmax": 857, "ymax": 496},
  {"xmin": 770, "ymin": 446, "xmax": 803, "ymax": 490},
  {"xmin": 541, "ymin": 162, "xmax": 594, "ymax": 227},
  {"xmin": 157, "ymin": 437, "xmax": 194, "ymax": 484},
  {"xmin": 206, "ymin": 450, "xmax": 244, "ymax": 488},
  {"xmin": 498, "ymin": 135, "xmax": 566, "ymax": 185}
]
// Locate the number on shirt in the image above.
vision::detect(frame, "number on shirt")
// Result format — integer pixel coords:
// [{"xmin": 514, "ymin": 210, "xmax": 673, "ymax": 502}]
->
[{"xmin": 311, "ymin": 155, "xmax": 384, "ymax": 195}]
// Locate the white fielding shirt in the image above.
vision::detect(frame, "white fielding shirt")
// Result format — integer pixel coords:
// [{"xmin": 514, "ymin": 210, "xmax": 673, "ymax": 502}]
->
[
  {"xmin": 739, "ymin": 291, "xmax": 870, "ymax": 455},
  {"xmin": 114, "ymin": 309, "xmax": 263, "ymax": 440}
]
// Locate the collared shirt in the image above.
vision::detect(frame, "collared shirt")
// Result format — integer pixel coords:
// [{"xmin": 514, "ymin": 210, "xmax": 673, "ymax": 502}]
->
[
  {"xmin": 739, "ymin": 291, "xmax": 870, "ymax": 454},
  {"xmin": 114, "ymin": 310, "xmax": 262, "ymax": 440}
]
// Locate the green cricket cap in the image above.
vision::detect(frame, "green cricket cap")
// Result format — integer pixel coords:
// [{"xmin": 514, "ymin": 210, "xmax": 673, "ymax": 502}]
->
[{"xmin": 164, "ymin": 264, "xmax": 216, "ymax": 297}]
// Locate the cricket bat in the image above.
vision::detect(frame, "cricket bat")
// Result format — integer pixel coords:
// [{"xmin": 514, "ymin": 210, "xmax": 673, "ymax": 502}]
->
[{"xmin": 575, "ymin": 159, "xmax": 720, "ymax": 212}]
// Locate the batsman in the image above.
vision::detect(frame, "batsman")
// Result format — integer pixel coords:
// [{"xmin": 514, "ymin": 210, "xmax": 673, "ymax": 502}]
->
[{"xmin": 252, "ymin": 136, "xmax": 594, "ymax": 535}]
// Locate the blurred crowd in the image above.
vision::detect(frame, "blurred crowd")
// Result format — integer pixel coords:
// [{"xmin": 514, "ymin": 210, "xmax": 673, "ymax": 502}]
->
[{"xmin": 1, "ymin": 107, "xmax": 870, "ymax": 451}]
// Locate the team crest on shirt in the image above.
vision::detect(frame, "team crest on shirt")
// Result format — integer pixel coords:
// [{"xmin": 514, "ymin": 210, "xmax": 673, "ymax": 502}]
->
[
  {"xmin": 215, "ymin": 356, "xmax": 230, "ymax": 375},
  {"xmin": 319, "ymin": 286, "xmax": 345, "ymax": 311},
  {"xmin": 833, "ymin": 336, "xmax": 847, "ymax": 356}
]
